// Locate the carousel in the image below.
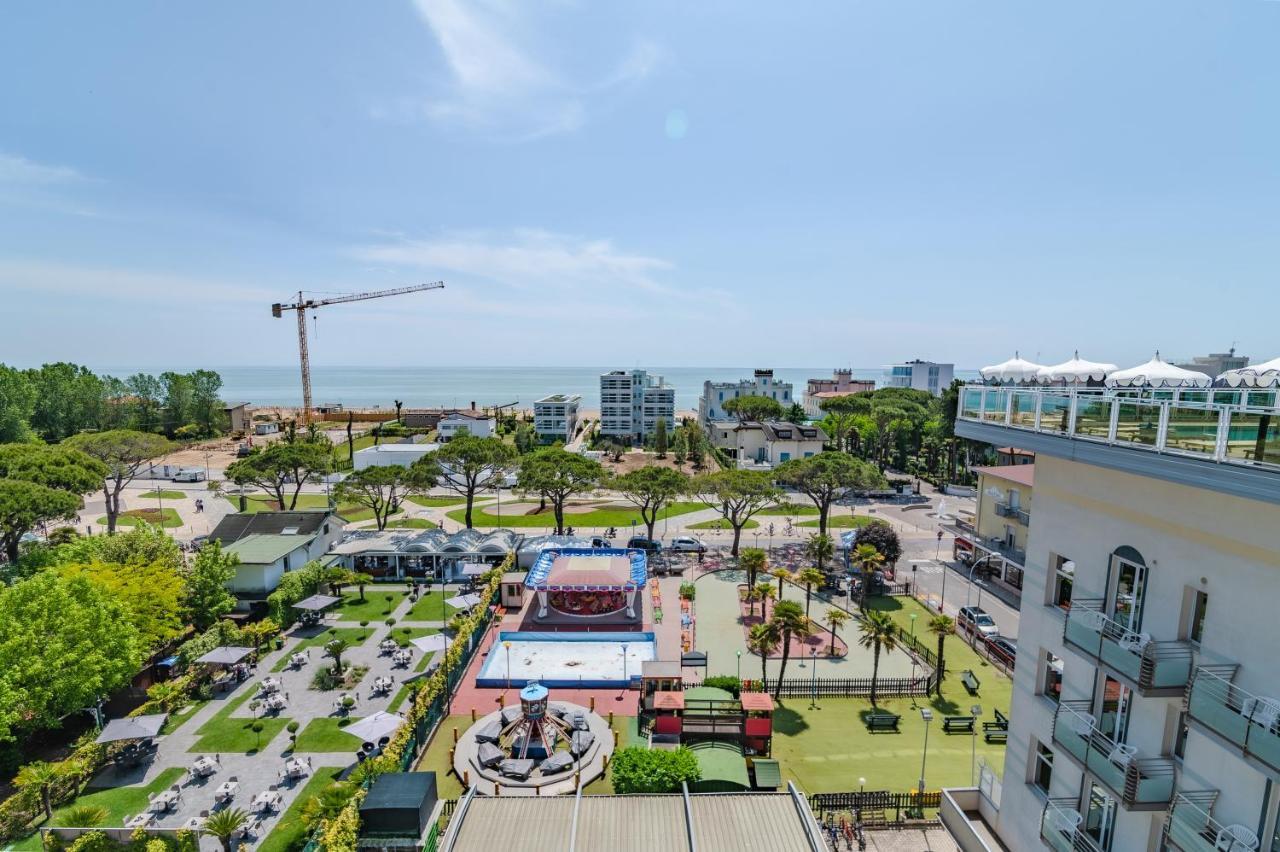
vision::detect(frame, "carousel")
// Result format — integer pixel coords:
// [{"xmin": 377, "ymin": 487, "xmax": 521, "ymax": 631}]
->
[{"xmin": 525, "ymin": 548, "xmax": 647, "ymax": 622}]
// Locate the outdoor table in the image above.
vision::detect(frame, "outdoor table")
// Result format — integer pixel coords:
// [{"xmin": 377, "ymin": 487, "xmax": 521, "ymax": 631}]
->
[
  {"xmin": 372, "ymin": 677, "xmax": 392, "ymax": 694},
  {"xmin": 379, "ymin": 639, "xmax": 398, "ymax": 654},
  {"xmin": 391, "ymin": 650, "xmax": 411, "ymax": 667},
  {"xmin": 214, "ymin": 781, "xmax": 239, "ymax": 802},
  {"xmin": 261, "ymin": 677, "xmax": 282, "ymax": 694},
  {"xmin": 191, "ymin": 756, "xmax": 218, "ymax": 777},
  {"xmin": 289, "ymin": 652, "xmax": 308, "ymax": 668},
  {"xmin": 149, "ymin": 790, "xmax": 180, "ymax": 812},
  {"xmin": 125, "ymin": 813, "xmax": 155, "ymax": 829},
  {"xmin": 183, "ymin": 816, "xmax": 206, "ymax": 831},
  {"xmin": 251, "ymin": 791, "xmax": 282, "ymax": 813},
  {"xmin": 266, "ymin": 694, "xmax": 288, "ymax": 712},
  {"xmin": 284, "ymin": 758, "xmax": 310, "ymax": 779}
]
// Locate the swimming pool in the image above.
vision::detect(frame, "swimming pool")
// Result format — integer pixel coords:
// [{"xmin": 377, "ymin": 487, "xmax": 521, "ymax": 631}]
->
[{"xmin": 475, "ymin": 631, "xmax": 657, "ymax": 688}]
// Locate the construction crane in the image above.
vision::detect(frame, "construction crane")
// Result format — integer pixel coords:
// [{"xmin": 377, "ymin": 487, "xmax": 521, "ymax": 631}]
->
[{"xmin": 271, "ymin": 282, "xmax": 445, "ymax": 423}]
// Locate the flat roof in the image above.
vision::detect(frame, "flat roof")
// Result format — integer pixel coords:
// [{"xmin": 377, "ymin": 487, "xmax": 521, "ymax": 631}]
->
[
  {"xmin": 223, "ymin": 534, "xmax": 309, "ymax": 565},
  {"xmin": 353, "ymin": 442, "xmax": 440, "ymax": 454},
  {"xmin": 536, "ymin": 394, "xmax": 582, "ymax": 404},
  {"xmin": 971, "ymin": 464, "xmax": 1035, "ymax": 488}
]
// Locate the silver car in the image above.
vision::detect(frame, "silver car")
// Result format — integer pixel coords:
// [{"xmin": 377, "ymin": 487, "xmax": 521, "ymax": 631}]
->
[{"xmin": 668, "ymin": 536, "xmax": 707, "ymax": 554}]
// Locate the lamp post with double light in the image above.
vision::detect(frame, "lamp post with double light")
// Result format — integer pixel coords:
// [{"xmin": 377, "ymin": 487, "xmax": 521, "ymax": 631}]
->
[{"xmin": 918, "ymin": 708, "xmax": 933, "ymax": 813}]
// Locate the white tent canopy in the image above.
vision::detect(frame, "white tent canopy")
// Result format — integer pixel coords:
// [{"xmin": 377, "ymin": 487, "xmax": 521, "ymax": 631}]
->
[
  {"xmin": 1106, "ymin": 352, "xmax": 1212, "ymax": 388},
  {"xmin": 980, "ymin": 352, "xmax": 1046, "ymax": 383},
  {"xmin": 1217, "ymin": 356, "xmax": 1280, "ymax": 388},
  {"xmin": 344, "ymin": 711, "xmax": 404, "ymax": 744},
  {"xmin": 1038, "ymin": 351, "xmax": 1118, "ymax": 383}
]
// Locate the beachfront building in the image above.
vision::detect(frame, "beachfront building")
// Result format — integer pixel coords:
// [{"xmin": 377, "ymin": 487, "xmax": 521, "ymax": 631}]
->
[
  {"xmin": 802, "ymin": 369, "xmax": 876, "ymax": 417},
  {"xmin": 734, "ymin": 420, "xmax": 826, "ymax": 469},
  {"xmin": 1172, "ymin": 348, "xmax": 1249, "ymax": 377},
  {"xmin": 329, "ymin": 528, "xmax": 520, "ymax": 582},
  {"xmin": 352, "ymin": 441, "xmax": 439, "ymax": 470},
  {"xmin": 955, "ymin": 383, "xmax": 1280, "ymax": 852},
  {"xmin": 696, "ymin": 369, "xmax": 793, "ymax": 428},
  {"xmin": 533, "ymin": 394, "xmax": 581, "ymax": 443},
  {"xmin": 886, "ymin": 359, "xmax": 954, "ymax": 395},
  {"xmin": 944, "ymin": 463, "xmax": 1032, "ymax": 603},
  {"xmin": 599, "ymin": 369, "xmax": 675, "ymax": 443},
  {"xmin": 437, "ymin": 410, "xmax": 495, "ymax": 441},
  {"xmin": 208, "ymin": 510, "xmax": 346, "ymax": 602}
]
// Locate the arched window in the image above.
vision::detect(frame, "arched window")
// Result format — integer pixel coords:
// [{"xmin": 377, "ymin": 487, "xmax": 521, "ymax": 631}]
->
[{"xmin": 1108, "ymin": 546, "xmax": 1148, "ymax": 632}]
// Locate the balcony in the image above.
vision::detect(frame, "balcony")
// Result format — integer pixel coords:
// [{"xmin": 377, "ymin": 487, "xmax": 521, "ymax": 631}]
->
[
  {"xmin": 995, "ymin": 501, "xmax": 1031, "ymax": 525},
  {"xmin": 1164, "ymin": 792, "xmax": 1260, "ymax": 852},
  {"xmin": 1040, "ymin": 799, "xmax": 1102, "ymax": 852},
  {"xmin": 1051, "ymin": 702, "xmax": 1176, "ymax": 810},
  {"xmin": 1187, "ymin": 666, "xmax": 1280, "ymax": 777},
  {"xmin": 1061, "ymin": 600, "xmax": 1194, "ymax": 696}
]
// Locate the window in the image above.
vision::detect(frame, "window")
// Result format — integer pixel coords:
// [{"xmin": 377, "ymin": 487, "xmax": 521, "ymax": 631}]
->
[
  {"xmin": 1042, "ymin": 652, "xmax": 1063, "ymax": 704},
  {"xmin": 1050, "ymin": 555, "xmax": 1074, "ymax": 609},
  {"xmin": 1109, "ymin": 548, "xmax": 1148, "ymax": 632},
  {"xmin": 1174, "ymin": 711, "xmax": 1189, "ymax": 760},
  {"xmin": 1189, "ymin": 590, "xmax": 1209, "ymax": 645},
  {"xmin": 1032, "ymin": 741, "xmax": 1054, "ymax": 794},
  {"xmin": 1005, "ymin": 565, "xmax": 1024, "ymax": 589}
]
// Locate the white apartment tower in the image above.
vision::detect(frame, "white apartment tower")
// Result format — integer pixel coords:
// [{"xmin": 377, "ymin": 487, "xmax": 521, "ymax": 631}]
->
[
  {"xmin": 886, "ymin": 359, "xmax": 954, "ymax": 395},
  {"xmin": 697, "ymin": 368, "xmax": 794, "ymax": 427},
  {"xmin": 955, "ymin": 385, "xmax": 1280, "ymax": 852},
  {"xmin": 599, "ymin": 370, "xmax": 675, "ymax": 443},
  {"xmin": 533, "ymin": 394, "xmax": 581, "ymax": 444}
]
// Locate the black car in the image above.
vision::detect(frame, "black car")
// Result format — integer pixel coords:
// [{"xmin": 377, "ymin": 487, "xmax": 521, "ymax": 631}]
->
[
  {"xmin": 985, "ymin": 636, "xmax": 1017, "ymax": 667},
  {"xmin": 626, "ymin": 537, "xmax": 661, "ymax": 552}
]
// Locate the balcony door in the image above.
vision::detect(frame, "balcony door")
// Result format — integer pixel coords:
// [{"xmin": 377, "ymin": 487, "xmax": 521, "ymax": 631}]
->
[
  {"xmin": 1084, "ymin": 783, "xmax": 1117, "ymax": 851},
  {"xmin": 1108, "ymin": 548, "xmax": 1148, "ymax": 633},
  {"xmin": 1099, "ymin": 675, "xmax": 1133, "ymax": 744}
]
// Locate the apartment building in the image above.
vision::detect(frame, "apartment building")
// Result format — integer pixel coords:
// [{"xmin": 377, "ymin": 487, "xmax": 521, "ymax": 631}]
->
[
  {"xmin": 955, "ymin": 385, "xmax": 1280, "ymax": 852},
  {"xmin": 802, "ymin": 369, "xmax": 876, "ymax": 417},
  {"xmin": 946, "ymin": 464, "xmax": 1033, "ymax": 602},
  {"xmin": 599, "ymin": 370, "xmax": 675, "ymax": 443},
  {"xmin": 533, "ymin": 394, "xmax": 581, "ymax": 443},
  {"xmin": 734, "ymin": 420, "xmax": 826, "ymax": 469},
  {"xmin": 697, "ymin": 369, "xmax": 794, "ymax": 427},
  {"xmin": 886, "ymin": 359, "xmax": 954, "ymax": 395}
]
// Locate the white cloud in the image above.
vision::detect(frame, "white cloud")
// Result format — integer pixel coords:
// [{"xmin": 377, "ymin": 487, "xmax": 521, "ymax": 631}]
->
[
  {"xmin": 401, "ymin": 0, "xmax": 664, "ymax": 139},
  {"xmin": 0, "ymin": 259, "xmax": 276, "ymax": 305},
  {"xmin": 0, "ymin": 152, "xmax": 81, "ymax": 184}
]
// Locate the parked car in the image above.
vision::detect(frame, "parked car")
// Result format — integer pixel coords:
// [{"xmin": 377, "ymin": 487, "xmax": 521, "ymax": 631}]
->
[
  {"xmin": 626, "ymin": 537, "xmax": 662, "ymax": 552},
  {"xmin": 171, "ymin": 467, "xmax": 206, "ymax": 483},
  {"xmin": 958, "ymin": 605, "xmax": 1001, "ymax": 639},
  {"xmin": 985, "ymin": 635, "xmax": 1017, "ymax": 667},
  {"xmin": 590, "ymin": 537, "xmax": 612, "ymax": 548},
  {"xmin": 668, "ymin": 536, "xmax": 707, "ymax": 554}
]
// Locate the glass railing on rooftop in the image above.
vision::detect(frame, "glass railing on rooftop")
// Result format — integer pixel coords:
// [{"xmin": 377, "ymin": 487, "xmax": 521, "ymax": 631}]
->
[
  {"xmin": 1062, "ymin": 600, "xmax": 1194, "ymax": 694},
  {"xmin": 1187, "ymin": 666, "xmax": 1280, "ymax": 776},
  {"xmin": 1052, "ymin": 702, "xmax": 1176, "ymax": 809},
  {"xmin": 959, "ymin": 386, "xmax": 1279, "ymax": 469}
]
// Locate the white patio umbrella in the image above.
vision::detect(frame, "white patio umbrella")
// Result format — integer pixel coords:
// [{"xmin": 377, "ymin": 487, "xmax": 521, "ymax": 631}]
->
[
  {"xmin": 410, "ymin": 634, "xmax": 450, "ymax": 655},
  {"xmin": 344, "ymin": 711, "xmax": 404, "ymax": 744},
  {"xmin": 1037, "ymin": 351, "xmax": 1117, "ymax": 383},
  {"xmin": 1106, "ymin": 352, "xmax": 1212, "ymax": 388},
  {"xmin": 1217, "ymin": 356, "xmax": 1280, "ymax": 388},
  {"xmin": 980, "ymin": 352, "xmax": 1046, "ymax": 383}
]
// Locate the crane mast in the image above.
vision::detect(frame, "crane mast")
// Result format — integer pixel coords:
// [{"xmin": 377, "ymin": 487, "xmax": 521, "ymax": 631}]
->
[{"xmin": 271, "ymin": 281, "xmax": 444, "ymax": 424}]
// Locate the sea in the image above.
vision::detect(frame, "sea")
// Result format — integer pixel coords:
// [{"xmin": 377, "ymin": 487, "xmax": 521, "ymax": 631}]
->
[{"xmin": 93, "ymin": 365, "xmax": 981, "ymax": 411}]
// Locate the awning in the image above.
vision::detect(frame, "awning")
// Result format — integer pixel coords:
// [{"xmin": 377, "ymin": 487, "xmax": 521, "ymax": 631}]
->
[
  {"xmin": 1037, "ymin": 351, "xmax": 1117, "ymax": 383},
  {"xmin": 344, "ymin": 711, "xmax": 404, "ymax": 744},
  {"xmin": 980, "ymin": 352, "xmax": 1046, "ymax": 383},
  {"xmin": 410, "ymin": 634, "xmax": 450, "ymax": 654},
  {"xmin": 293, "ymin": 594, "xmax": 341, "ymax": 612},
  {"xmin": 446, "ymin": 593, "xmax": 483, "ymax": 611},
  {"xmin": 1106, "ymin": 352, "xmax": 1211, "ymax": 388},
  {"xmin": 1217, "ymin": 356, "xmax": 1280, "ymax": 388},
  {"xmin": 194, "ymin": 646, "xmax": 253, "ymax": 666},
  {"xmin": 460, "ymin": 563, "xmax": 491, "ymax": 577},
  {"xmin": 96, "ymin": 714, "xmax": 167, "ymax": 743}
]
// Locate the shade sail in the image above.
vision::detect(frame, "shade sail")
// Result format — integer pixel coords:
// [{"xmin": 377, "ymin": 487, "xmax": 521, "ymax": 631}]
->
[
  {"xmin": 344, "ymin": 711, "xmax": 404, "ymax": 743},
  {"xmin": 1217, "ymin": 356, "xmax": 1280, "ymax": 388},
  {"xmin": 460, "ymin": 563, "xmax": 491, "ymax": 577},
  {"xmin": 194, "ymin": 646, "xmax": 254, "ymax": 666},
  {"xmin": 293, "ymin": 594, "xmax": 341, "ymax": 611},
  {"xmin": 410, "ymin": 634, "xmax": 450, "ymax": 654},
  {"xmin": 1037, "ymin": 351, "xmax": 1117, "ymax": 383},
  {"xmin": 96, "ymin": 714, "xmax": 167, "ymax": 743},
  {"xmin": 446, "ymin": 593, "xmax": 483, "ymax": 611},
  {"xmin": 980, "ymin": 352, "xmax": 1046, "ymax": 383},
  {"xmin": 1106, "ymin": 353, "xmax": 1211, "ymax": 388}
]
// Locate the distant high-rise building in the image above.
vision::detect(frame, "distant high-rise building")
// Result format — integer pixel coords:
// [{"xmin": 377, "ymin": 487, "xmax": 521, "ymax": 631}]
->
[
  {"xmin": 599, "ymin": 370, "xmax": 675, "ymax": 443},
  {"xmin": 1173, "ymin": 347, "xmax": 1249, "ymax": 377},
  {"xmin": 885, "ymin": 360, "xmax": 954, "ymax": 395},
  {"xmin": 697, "ymin": 369, "xmax": 794, "ymax": 427}
]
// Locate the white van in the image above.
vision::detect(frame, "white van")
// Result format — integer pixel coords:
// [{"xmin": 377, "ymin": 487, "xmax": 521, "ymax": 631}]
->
[{"xmin": 171, "ymin": 468, "xmax": 206, "ymax": 483}]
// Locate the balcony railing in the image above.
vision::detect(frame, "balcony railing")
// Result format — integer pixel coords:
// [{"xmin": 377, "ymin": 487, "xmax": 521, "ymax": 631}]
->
[
  {"xmin": 1062, "ymin": 600, "xmax": 1194, "ymax": 695},
  {"xmin": 994, "ymin": 501, "xmax": 1031, "ymax": 525},
  {"xmin": 1162, "ymin": 791, "xmax": 1261, "ymax": 852},
  {"xmin": 958, "ymin": 386, "xmax": 1279, "ymax": 470},
  {"xmin": 1187, "ymin": 666, "xmax": 1280, "ymax": 777},
  {"xmin": 1051, "ymin": 702, "xmax": 1176, "ymax": 810},
  {"xmin": 1040, "ymin": 799, "xmax": 1102, "ymax": 852}
]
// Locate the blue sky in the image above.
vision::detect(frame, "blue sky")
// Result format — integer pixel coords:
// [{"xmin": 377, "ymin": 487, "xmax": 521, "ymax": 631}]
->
[{"xmin": 1, "ymin": 1, "xmax": 1277, "ymax": 370}]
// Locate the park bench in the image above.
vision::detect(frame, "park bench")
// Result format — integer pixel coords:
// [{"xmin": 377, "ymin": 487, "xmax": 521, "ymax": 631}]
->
[
  {"xmin": 983, "ymin": 708, "xmax": 1008, "ymax": 733},
  {"xmin": 864, "ymin": 713, "xmax": 901, "ymax": 733},
  {"xmin": 961, "ymin": 670, "xmax": 981, "ymax": 695},
  {"xmin": 984, "ymin": 728, "xmax": 1008, "ymax": 744},
  {"xmin": 942, "ymin": 715, "xmax": 975, "ymax": 733}
]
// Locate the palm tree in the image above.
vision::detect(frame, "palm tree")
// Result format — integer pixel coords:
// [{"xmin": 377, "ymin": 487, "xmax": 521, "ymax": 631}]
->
[
  {"xmin": 64, "ymin": 805, "xmax": 107, "ymax": 827},
  {"xmin": 754, "ymin": 582, "xmax": 776, "ymax": 620},
  {"xmin": 858, "ymin": 611, "xmax": 899, "ymax": 706},
  {"xmin": 738, "ymin": 548, "xmax": 767, "ymax": 604},
  {"xmin": 823, "ymin": 607, "xmax": 850, "ymax": 656},
  {"xmin": 769, "ymin": 600, "xmax": 811, "ymax": 699},
  {"xmin": 204, "ymin": 807, "xmax": 249, "ymax": 852},
  {"xmin": 16, "ymin": 761, "xmax": 65, "ymax": 820},
  {"xmin": 301, "ymin": 781, "xmax": 357, "ymax": 831},
  {"xmin": 804, "ymin": 532, "xmax": 834, "ymax": 573},
  {"xmin": 747, "ymin": 621, "xmax": 782, "ymax": 688},
  {"xmin": 928, "ymin": 614, "xmax": 955, "ymax": 696},
  {"xmin": 796, "ymin": 567, "xmax": 825, "ymax": 620},
  {"xmin": 324, "ymin": 638, "xmax": 349, "ymax": 675},
  {"xmin": 852, "ymin": 544, "xmax": 885, "ymax": 611},
  {"xmin": 771, "ymin": 566, "xmax": 792, "ymax": 599}
]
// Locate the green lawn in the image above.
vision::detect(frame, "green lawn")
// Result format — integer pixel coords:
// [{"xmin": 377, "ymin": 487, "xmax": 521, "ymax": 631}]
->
[
  {"xmin": 7, "ymin": 766, "xmax": 188, "ymax": 847},
  {"xmin": 223, "ymin": 493, "xmax": 399, "ymax": 524},
  {"xmin": 758, "ymin": 504, "xmax": 819, "ymax": 516},
  {"xmin": 334, "ymin": 591, "xmax": 409, "ymax": 623},
  {"xmin": 137, "ymin": 490, "xmax": 186, "ymax": 500},
  {"xmin": 384, "ymin": 518, "xmax": 437, "ymax": 529},
  {"xmin": 271, "ymin": 627, "xmax": 373, "ymax": 672},
  {"xmin": 159, "ymin": 699, "xmax": 209, "ymax": 734},
  {"xmin": 445, "ymin": 501, "xmax": 706, "ymax": 528},
  {"xmin": 387, "ymin": 625, "xmax": 440, "ymax": 649},
  {"xmin": 292, "ymin": 718, "xmax": 363, "ymax": 753},
  {"xmin": 688, "ymin": 518, "xmax": 758, "ymax": 530},
  {"xmin": 798, "ymin": 515, "xmax": 876, "ymax": 528},
  {"xmin": 255, "ymin": 766, "xmax": 344, "ymax": 852},
  {"xmin": 404, "ymin": 591, "xmax": 458, "ymax": 623},
  {"xmin": 405, "ymin": 495, "xmax": 491, "ymax": 507},
  {"xmin": 188, "ymin": 684, "xmax": 292, "ymax": 754},
  {"xmin": 96, "ymin": 508, "xmax": 183, "ymax": 529}
]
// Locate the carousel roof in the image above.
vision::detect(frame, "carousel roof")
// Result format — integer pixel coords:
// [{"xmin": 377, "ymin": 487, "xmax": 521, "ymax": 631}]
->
[
  {"xmin": 525, "ymin": 548, "xmax": 647, "ymax": 590},
  {"xmin": 980, "ymin": 352, "xmax": 1046, "ymax": 382},
  {"xmin": 1037, "ymin": 351, "xmax": 1117, "ymax": 383},
  {"xmin": 1217, "ymin": 356, "xmax": 1280, "ymax": 388},
  {"xmin": 1106, "ymin": 352, "xmax": 1212, "ymax": 388}
]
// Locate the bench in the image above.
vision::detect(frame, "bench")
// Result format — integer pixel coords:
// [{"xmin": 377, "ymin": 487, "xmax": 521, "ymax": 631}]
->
[
  {"xmin": 864, "ymin": 713, "xmax": 901, "ymax": 733},
  {"xmin": 961, "ymin": 670, "xmax": 981, "ymax": 695},
  {"xmin": 984, "ymin": 729, "xmax": 1008, "ymax": 744},
  {"xmin": 983, "ymin": 708, "xmax": 1008, "ymax": 733},
  {"xmin": 942, "ymin": 715, "xmax": 975, "ymax": 733}
]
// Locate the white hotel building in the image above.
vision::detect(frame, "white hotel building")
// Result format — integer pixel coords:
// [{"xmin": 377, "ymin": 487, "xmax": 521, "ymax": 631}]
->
[
  {"xmin": 955, "ymin": 384, "xmax": 1280, "ymax": 852},
  {"xmin": 598, "ymin": 370, "xmax": 675, "ymax": 443},
  {"xmin": 532, "ymin": 393, "xmax": 581, "ymax": 444}
]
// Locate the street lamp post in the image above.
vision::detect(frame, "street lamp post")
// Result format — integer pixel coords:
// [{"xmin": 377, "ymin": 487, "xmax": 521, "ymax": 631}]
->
[
  {"xmin": 970, "ymin": 704, "xmax": 983, "ymax": 785},
  {"xmin": 909, "ymin": 613, "xmax": 919, "ymax": 698},
  {"xmin": 736, "ymin": 650, "xmax": 742, "ymax": 687},
  {"xmin": 808, "ymin": 648, "xmax": 818, "ymax": 709},
  {"xmin": 918, "ymin": 708, "xmax": 933, "ymax": 808}
]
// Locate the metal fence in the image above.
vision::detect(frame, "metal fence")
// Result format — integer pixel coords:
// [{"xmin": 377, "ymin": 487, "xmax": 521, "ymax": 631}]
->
[
  {"xmin": 809, "ymin": 790, "xmax": 943, "ymax": 823},
  {"xmin": 683, "ymin": 673, "xmax": 933, "ymax": 698}
]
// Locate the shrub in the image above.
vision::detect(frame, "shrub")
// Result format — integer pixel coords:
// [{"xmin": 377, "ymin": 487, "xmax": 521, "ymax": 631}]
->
[
  {"xmin": 610, "ymin": 747, "xmax": 700, "ymax": 794},
  {"xmin": 678, "ymin": 582, "xmax": 696, "ymax": 601},
  {"xmin": 700, "ymin": 675, "xmax": 741, "ymax": 697},
  {"xmin": 855, "ymin": 521, "xmax": 902, "ymax": 567}
]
